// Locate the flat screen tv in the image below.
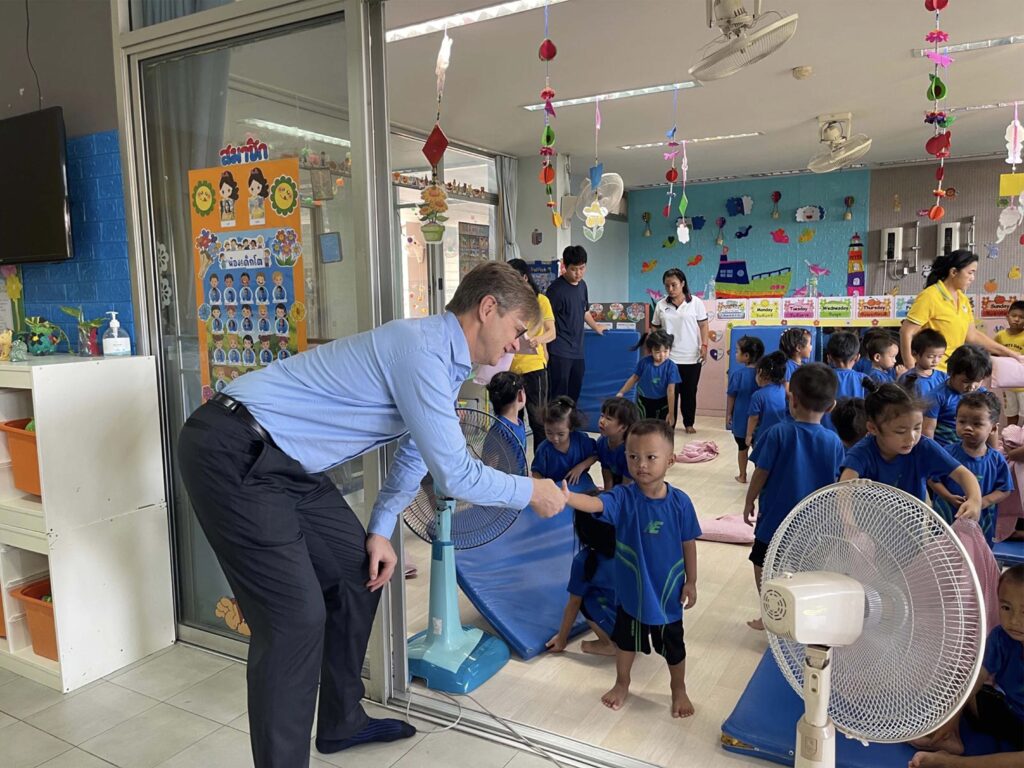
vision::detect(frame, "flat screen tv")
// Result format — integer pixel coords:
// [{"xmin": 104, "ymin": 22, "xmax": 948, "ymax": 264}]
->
[{"xmin": 0, "ymin": 107, "xmax": 73, "ymax": 264}]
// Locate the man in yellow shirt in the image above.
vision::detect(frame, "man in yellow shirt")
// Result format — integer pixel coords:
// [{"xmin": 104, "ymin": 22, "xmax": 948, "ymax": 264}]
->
[
  {"xmin": 507, "ymin": 259, "xmax": 556, "ymax": 450},
  {"xmin": 995, "ymin": 300, "xmax": 1024, "ymax": 424}
]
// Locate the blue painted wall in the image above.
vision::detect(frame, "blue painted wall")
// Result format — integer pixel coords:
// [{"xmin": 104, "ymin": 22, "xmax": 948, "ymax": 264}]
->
[
  {"xmin": 627, "ymin": 170, "xmax": 871, "ymax": 303},
  {"xmin": 22, "ymin": 130, "xmax": 135, "ymax": 351}
]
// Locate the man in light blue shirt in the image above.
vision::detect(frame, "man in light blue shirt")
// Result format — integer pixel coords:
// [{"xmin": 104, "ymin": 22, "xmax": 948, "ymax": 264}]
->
[{"xmin": 177, "ymin": 262, "xmax": 568, "ymax": 768}]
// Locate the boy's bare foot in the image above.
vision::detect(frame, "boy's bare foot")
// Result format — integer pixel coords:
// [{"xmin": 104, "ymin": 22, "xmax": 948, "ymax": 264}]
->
[
  {"xmin": 909, "ymin": 751, "xmax": 965, "ymax": 768},
  {"xmin": 581, "ymin": 639, "xmax": 617, "ymax": 656},
  {"xmin": 685, "ymin": 426, "xmax": 697, "ymax": 434},
  {"xmin": 910, "ymin": 730, "xmax": 964, "ymax": 756},
  {"xmin": 671, "ymin": 684, "xmax": 695, "ymax": 718},
  {"xmin": 735, "ymin": 474, "xmax": 747, "ymax": 484},
  {"xmin": 602, "ymin": 682, "xmax": 629, "ymax": 710},
  {"xmin": 747, "ymin": 617, "xmax": 764, "ymax": 631}
]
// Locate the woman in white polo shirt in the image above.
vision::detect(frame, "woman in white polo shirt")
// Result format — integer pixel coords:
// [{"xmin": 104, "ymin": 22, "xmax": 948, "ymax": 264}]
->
[{"xmin": 651, "ymin": 268, "xmax": 709, "ymax": 433}]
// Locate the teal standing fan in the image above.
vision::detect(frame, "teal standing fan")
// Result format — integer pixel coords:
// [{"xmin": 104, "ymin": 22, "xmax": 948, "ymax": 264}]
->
[{"xmin": 404, "ymin": 408, "xmax": 526, "ymax": 694}]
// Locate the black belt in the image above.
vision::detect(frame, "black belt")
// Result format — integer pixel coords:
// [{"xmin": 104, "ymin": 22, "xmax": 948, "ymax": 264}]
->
[{"xmin": 209, "ymin": 393, "xmax": 277, "ymax": 448}]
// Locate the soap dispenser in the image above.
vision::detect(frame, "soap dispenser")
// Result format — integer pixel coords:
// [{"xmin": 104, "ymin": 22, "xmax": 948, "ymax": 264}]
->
[{"xmin": 102, "ymin": 311, "xmax": 131, "ymax": 356}]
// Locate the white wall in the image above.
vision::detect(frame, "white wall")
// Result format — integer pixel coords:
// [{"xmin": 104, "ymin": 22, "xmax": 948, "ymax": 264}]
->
[{"xmin": 514, "ymin": 153, "xmax": 569, "ymax": 263}]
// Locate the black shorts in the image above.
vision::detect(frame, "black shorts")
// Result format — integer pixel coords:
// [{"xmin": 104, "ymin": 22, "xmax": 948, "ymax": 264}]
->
[
  {"xmin": 611, "ymin": 605, "xmax": 685, "ymax": 665},
  {"xmin": 749, "ymin": 538, "xmax": 769, "ymax": 568},
  {"xmin": 734, "ymin": 435, "xmax": 749, "ymax": 451},
  {"xmin": 972, "ymin": 685, "xmax": 1024, "ymax": 750},
  {"xmin": 637, "ymin": 395, "xmax": 669, "ymax": 421}
]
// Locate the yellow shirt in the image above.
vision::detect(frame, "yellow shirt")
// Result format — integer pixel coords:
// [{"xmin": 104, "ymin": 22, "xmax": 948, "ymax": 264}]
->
[
  {"xmin": 994, "ymin": 329, "xmax": 1024, "ymax": 392},
  {"xmin": 510, "ymin": 293, "xmax": 554, "ymax": 375},
  {"xmin": 905, "ymin": 282, "xmax": 974, "ymax": 371}
]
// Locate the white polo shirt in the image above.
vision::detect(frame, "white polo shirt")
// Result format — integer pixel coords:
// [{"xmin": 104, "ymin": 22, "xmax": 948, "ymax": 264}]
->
[{"xmin": 652, "ymin": 296, "xmax": 708, "ymax": 364}]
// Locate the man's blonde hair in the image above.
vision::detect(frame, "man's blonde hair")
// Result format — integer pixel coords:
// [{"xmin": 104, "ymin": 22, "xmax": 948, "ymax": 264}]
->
[{"xmin": 446, "ymin": 262, "xmax": 540, "ymax": 326}]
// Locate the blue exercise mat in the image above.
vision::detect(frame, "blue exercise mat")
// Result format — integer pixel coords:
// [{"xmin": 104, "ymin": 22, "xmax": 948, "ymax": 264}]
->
[
  {"xmin": 455, "ymin": 479, "xmax": 596, "ymax": 660},
  {"xmin": 579, "ymin": 329, "xmax": 640, "ymax": 432},
  {"xmin": 993, "ymin": 539, "xmax": 1024, "ymax": 566},
  {"xmin": 721, "ymin": 650, "xmax": 1007, "ymax": 766}
]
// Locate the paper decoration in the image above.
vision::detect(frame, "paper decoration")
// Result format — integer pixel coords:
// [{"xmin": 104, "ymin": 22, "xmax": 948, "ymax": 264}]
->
[
  {"xmin": 984, "ymin": 243, "xmax": 999, "ymax": 258},
  {"xmin": 770, "ymin": 228, "xmax": 790, "ymax": 244},
  {"xmin": 770, "ymin": 190, "xmax": 781, "ymax": 219},
  {"xmin": 662, "ymin": 88, "xmax": 684, "ymax": 218},
  {"xmin": 661, "ymin": 236, "xmax": 677, "ymax": 248},
  {"xmin": 537, "ymin": 5, "xmax": 558, "ymax": 224},
  {"xmin": 804, "ymin": 261, "xmax": 830, "ymax": 277},
  {"xmin": 583, "ymin": 99, "xmax": 607, "ymax": 242},
  {"xmin": 691, "ymin": 215, "xmax": 706, "ymax": 230},
  {"xmin": 846, "ymin": 233, "xmax": 866, "ymax": 297},
  {"xmin": 996, "ymin": 203, "xmax": 1023, "ymax": 243},
  {"xmin": 893, "ymin": 194, "xmax": 902, "ymax": 212},
  {"xmin": 645, "ymin": 288, "xmax": 664, "ymax": 301},
  {"xmin": 715, "ymin": 216, "xmax": 727, "ymax": 245},
  {"xmin": 922, "ymin": 2, "xmax": 953, "ymax": 218},
  {"xmin": 726, "ymin": 196, "xmax": 753, "ymax": 216},
  {"xmin": 795, "ymin": 205, "xmax": 825, "ymax": 222},
  {"xmin": 642, "ymin": 259, "xmax": 659, "ymax": 273},
  {"xmin": 735, "ymin": 225, "xmax": 752, "ymax": 238},
  {"xmin": 676, "ymin": 218, "xmax": 690, "ymax": 244},
  {"xmin": 1010, "ymin": 265, "xmax": 1021, "ymax": 279},
  {"xmin": 984, "ymin": 279, "xmax": 999, "ymax": 292},
  {"xmin": 843, "ymin": 196, "xmax": 855, "ymax": 220},
  {"xmin": 642, "ymin": 211, "xmax": 652, "ymax": 237},
  {"xmin": 799, "ymin": 228, "xmax": 815, "ymax": 243},
  {"xmin": 687, "ymin": 254, "xmax": 703, "ymax": 267}
]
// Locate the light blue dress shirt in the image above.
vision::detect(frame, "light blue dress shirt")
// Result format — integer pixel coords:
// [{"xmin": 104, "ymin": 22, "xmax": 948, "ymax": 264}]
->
[{"xmin": 223, "ymin": 312, "xmax": 533, "ymax": 538}]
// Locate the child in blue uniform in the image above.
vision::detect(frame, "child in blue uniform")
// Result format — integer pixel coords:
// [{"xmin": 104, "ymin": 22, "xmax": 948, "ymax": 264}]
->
[
  {"xmin": 823, "ymin": 331, "xmax": 867, "ymax": 433},
  {"xmin": 616, "ymin": 330, "xmax": 681, "ymax": 423},
  {"xmin": 595, "ymin": 397, "xmax": 639, "ymax": 490},
  {"xmin": 742, "ymin": 363, "xmax": 845, "ymax": 630},
  {"xmin": 865, "ymin": 333, "xmax": 899, "ymax": 383},
  {"xmin": 909, "ymin": 565, "xmax": 1024, "ymax": 762},
  {"xmin": 930, "ymin": 392, "xmax": 1012, "ymax": 544},
  {"xmin": 831, "ymin": 398, "xmax": 867, "ymax": 449},
  {"xmin": 779, "ymin": 327, "xmax": 812, "ymax": 388},
  {"xmin": 485, "ymin": 371, "xmax": 528, "ymax": 474},
  {"xmin": 531, "ymin": 396, "xmax": 597, "ymax": 484},
  {"xmin": 841, "ymin": 381, "xmax": 981, "ymax": 515},
  {"xmin": 899, "ymin": 328, "xmax": 948, "ymax": 398},
  {"xmin": 566, "ymin": 420, "xmax": 701, "ymax": 718},
  {"xmin": 923, "ymin": 343, "xmax": 992, "ymax": 447},
  {"xmin": 727, "ymin": 335, "xmax": 764, "ymax": 484},
  {"xmin": 746, "ymin": 351, "xmax": 789, "ymax": 447}
]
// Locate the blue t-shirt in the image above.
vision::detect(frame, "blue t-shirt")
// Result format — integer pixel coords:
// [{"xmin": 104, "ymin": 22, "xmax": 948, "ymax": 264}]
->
[
  {"xmin": 867, "ymin": 367, "xmax": 895, "ymax": 384},
  {"xmin": 749, "ymin": 383, "xmax": 789, "ymax": 441},
  {"xmin": 932, "ymin": 443, "xmax": 1013, "ymax": 543},
  {"xmin": 597, "ymin": 482, "xmax": 702, "ymax": 625},
  {"xmin": 982, "ymin": 626, "xmax": 1024, "ymax": 720},
  {"xmin": 784, "ymin": 359, "xmax": 800, "ymax": 382},
  {"xmin": 853, "ymin": 357, "xmax": 873, "ymax": 376},
  {"xmin": 727, "ymin": 366, "xmax": 759, "ymax": 439},
  {"xmin": 822, "ymin": 368, "xmax": 867, "ymax": 433},
  {"xmin": 926, "ymin": 383, "xmax": 989, "ymax": 448},
  {"xmin": 531, "ymin": 431, "xmax": 597, "ymax": 483},
  {"xmin": 566, "ymin": 547, "xmax": 617, "ymax": 635},
  {"xmin": 898, "ymin": 369, "xmax": 948, "ymax": 399},
  {"xmin": 750, "ymin": 421, "xmax": 845, "ymax": 544},
  {"xmin": 634, "ymin": 356, "xmax": 682, "ymax": 399},
  {"xmin": 841, "ymin": 435, "xmax": 962, "ymax": 501},
  {"xmin": 545, "ymin": 276, "xmax": 589, "ymax": 359},
  {"xmin": 596, "ymin": 435, "xmax": 630, "ymax": 481},
  {"xmin": 486, "ymin": 416, "xmax": 527, "ymax": 475}
]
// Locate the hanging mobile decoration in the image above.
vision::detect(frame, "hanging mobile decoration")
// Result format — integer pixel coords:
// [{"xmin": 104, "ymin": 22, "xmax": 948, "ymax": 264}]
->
[
  {"xmin": 922, "ymin": 1, "xmax": 954, "ymax": 222},
  {"xmin": 419, "ymin": 29, "xmax": 453, "ymax": 243},
  {"xmin": 642, "ymin": 211, "xmax": 652, "ymax": 238},
  {"xmin": 714, "ymin": 216, "xmax": 727, "ymax": 246},
  {"xmin": 662, "ymin": 87, "xmax": 682, "ymax": 219},
  {"xmin": 770, "ymin": 190, "xmax": 781, "ymax": 219},
  {"xmin": 843, "ymin": 196, "xmax": 855, "ymax": 221},
  {"xmin": 538, "ymin": 3, "xmax": 559, "ymax": 227},
  {"xmin": 583, "ymin": 99, "xmax": 607, "ymax": 242},
  {"xmin": 676, "ymin": 141, "xmax": 690, "ymax": 243}
]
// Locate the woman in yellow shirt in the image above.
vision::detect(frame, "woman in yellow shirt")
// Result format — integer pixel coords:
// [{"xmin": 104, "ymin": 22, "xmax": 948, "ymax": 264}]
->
[
  {"xmin": 507, "ymin": 259, "xmax": 556, "ymax": 450},
  {"xmin": 900, "ymin": 250, "xmax": 1023, "ymax": 372}
]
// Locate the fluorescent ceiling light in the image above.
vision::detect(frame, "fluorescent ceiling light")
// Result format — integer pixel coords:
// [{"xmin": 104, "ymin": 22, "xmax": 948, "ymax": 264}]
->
[
  {"xmin": 619, "ymin": 132, "xmax": 762, "ymax": 150},
  {"xmin": 386, "ymin": 0, "xmax": 569, "ymax": 43},
  {"xmin": 947, "ymin": 100, "xmax": 1022, "ymax": 114},
  {"xmin": 912, "ymin": 34, "xmax": 1024, "ymax": 56},
  {"xmin": 523, "ymin": 81, "xmax": 700, "ymax": 111},
  {"xmin": 240, "ymin": 119, "xmax": 350, "ymax": 147}
]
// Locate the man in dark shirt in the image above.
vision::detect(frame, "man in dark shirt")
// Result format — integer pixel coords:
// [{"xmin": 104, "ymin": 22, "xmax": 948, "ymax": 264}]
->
[{"xmin": 545, "ymin": 245, "xmax": 604, "ymax": 403}]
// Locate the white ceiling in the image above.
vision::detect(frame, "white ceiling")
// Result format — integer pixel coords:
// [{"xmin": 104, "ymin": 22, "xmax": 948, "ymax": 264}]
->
[{"xmin": 382, "ymin": 0, "xmax": 1023, "ymax": 186}]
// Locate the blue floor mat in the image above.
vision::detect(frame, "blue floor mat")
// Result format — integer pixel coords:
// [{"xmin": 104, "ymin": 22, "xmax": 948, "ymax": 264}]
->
[
  {"xmin": 721, "ymin": 651, "xmax": 1007, "ymax": 766},
  {"xmin": 993, "ymin": 539, "xmax": 1024, "ymax": 566},
  {"xmin": 455, "ymin": 479, "xmax": 595, "ymax": 660}
]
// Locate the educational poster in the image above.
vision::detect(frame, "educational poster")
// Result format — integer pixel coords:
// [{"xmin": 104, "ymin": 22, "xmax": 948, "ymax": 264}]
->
[
  {"xmin": 529, "ymin": 260, "xmax": 560, "ymax": 293},
  {"xmin": 749, "ymin": 298, "xmax": 782, "ymax": 321},
  {"xmin": 588, "ymin": 301, "xmax": 648, "ymax": 333},
  {"xmin": 782, "ymin": 297, "xmax": 816, "ymax": 320},
  {"xmin": 856, "ymin": 295, "xmax": 894, "ymax": 319},
  {"xmin": 981, "ymin": 294, "xmax": 1019, "ymax": 318},
  {"xmin": 715, "ymin": 298, "xmax": 748, "ymax": 321},
  {"xmin": 458, "ymin": 222, "xmax": 490, "ymax": 277},
  {"xmin": 818, "ymin": 297, "xmax": 854, "ymax": 320},
  {"xmin": 189, "ymin": 155, "xmax": 307, "ymax": 402},
  {"xmin": 895, "ymin": 295, "xmax": 916, "ymax": 319}
]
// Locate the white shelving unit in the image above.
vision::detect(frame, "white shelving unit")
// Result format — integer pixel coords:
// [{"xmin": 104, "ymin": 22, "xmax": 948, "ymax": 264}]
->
[{"xmin": 0, "ymin": 354, "xmax": 174, "ymax": 692}]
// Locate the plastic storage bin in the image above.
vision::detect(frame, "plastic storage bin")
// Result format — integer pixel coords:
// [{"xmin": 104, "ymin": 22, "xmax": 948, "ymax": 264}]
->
[
  {"xmin": 0, "ymin": 418, "xmax": 41, "ymax": 496},
  {"xmin": 9, "ymin": 577, "xmax": 56, "ymax": 660}
]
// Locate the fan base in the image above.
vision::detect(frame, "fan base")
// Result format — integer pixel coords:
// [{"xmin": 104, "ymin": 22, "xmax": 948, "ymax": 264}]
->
[{"xmin": 408, "ymin": 626, "xmax": 510, "ymax": 694}]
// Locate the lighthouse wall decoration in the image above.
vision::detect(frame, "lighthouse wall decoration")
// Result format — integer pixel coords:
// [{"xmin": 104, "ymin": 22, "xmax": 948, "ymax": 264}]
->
[{"xmin": 846, "ymin": 233, "xmax": 866, "ymax": 297}]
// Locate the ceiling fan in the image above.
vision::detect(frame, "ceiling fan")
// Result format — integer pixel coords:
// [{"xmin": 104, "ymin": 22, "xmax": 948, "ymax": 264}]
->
[
  {"xmin": 807, "ymin": 113, "xmax": 873, "ymax": 173},
  {"xmin": 689, "ymin": 0, "xmax": 799, "ymax": 82}
]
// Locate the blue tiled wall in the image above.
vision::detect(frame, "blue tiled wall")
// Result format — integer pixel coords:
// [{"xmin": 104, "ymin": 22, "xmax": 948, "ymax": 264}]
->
[{"xmin": 22, "ymin": 130, "xmax": 135, "ymax": 352}]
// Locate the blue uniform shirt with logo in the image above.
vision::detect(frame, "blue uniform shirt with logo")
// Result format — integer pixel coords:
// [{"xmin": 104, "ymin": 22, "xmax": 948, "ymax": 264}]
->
[
  {"xmin": 531, "ymin": 431, "xmax": 597, "ymax": 483},
  {"xmin": 932, "ymin": 443, "xmax": 1012, "ymax": 543},
  {"xmin": 596, "ymin": 483, "xmax": 702, "ymax": 625},
  {"xmin": 727, "ymin": 366, "xmax": 759, "ymax": 440},
  {"xmin": 841, "ymin": 434, "xmax": 962, "ymax": 501},
  {"xmin": 634, "ymin": 356, "xmax": 682, "ymax": 399}
]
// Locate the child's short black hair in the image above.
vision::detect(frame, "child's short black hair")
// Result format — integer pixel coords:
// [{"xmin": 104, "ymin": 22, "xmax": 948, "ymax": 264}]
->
[
  {"xmin": 831, "ymin": 397, "xmax": 867, "ymax": 446},
  {"xmin": 562, "ymin": 245, "xmax": 588, "ymax": 266},
  {"xmin": 865, "ymin": 333, "xmax": 898, "ymax": 361},
  {"xmin": 859, "ymin": 328, "xmax": 890, "ymax": 358},
  {"xmin": 625, "ymin": 418, "xmax": 675, "ymax": 448},
  {"xmin": 632, "ymin": 329, "xmax": 675, "ymax": 352},
  {"xmin": 543, "ymin": 396, "xmax": 587, "ymax": 430},
  {"xmin": 790, "ymin": 363, "xmax": 838, "ymax": 412},
  {"xmin": 862, "ymin": 379, "xmax": 926, "ymax": 425},
  {"xmin": 486, "ymin": 371, "xmax": 524, "ymax": 412},
  {"xmin": 756, "ymin": 351, "xmax": 788, "ymax": 384},
  {"xmin": 737, "ymin": 335, "xmax": 765, "ymax": 363},
  {"xmin": 946, "ymin": 343, "xmax": 992, "ymax": 381},
  {"xmin": 911, "ymin": 328, "xmax": 947, "ymax": 356},
  {"xmin": 999, "ymin": 564, "xmax": 1024, "ymax": 591},
  {"xmin": 601, "ymin": 397, "xmax": 639, "ymax": 428},
  {"xmin": 779, "ymin": 328, "xmax": 811, "ymax": 358},
  {"xmin": 956, "ymin": 390, "xmax": 1001, "ymax": 423},
  {"xmin": 825, "ymin": 331, "xmax": 860, "ymax": 364},
  {"xmin": 1009, "ymin": 300, "xmax": 1024, "ymax": 314}
]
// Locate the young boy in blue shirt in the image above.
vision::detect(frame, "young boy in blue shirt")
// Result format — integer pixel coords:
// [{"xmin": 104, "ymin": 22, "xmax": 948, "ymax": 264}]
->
[
  {"xmin": 923, "ymin": 343, "xmax": 992, "ymax": 447},
  {"xmin": 485, "ymin": 371, "xmax": 528, "ymax": 474},
  {"xmin": 746, "ymin": 351, "xmax": 789, "ymax": 448},
  {"xmin": 565, "ymin": 420, "xmax": 701, "ymax": 718},
  {"xmin": 823, "ymin": 331, "xmax": 867, "ymax": 433},
  {"xmin": 617, "ymin": 330, "xmax": 681, "ymax": 423},
  {"xmin": 831, "ymin": 398, "xmax": 867, "ymax": 450},
  {"xmin": 596, "ymin": 397, "xmax": 639, "ymax": 490},
  {"xmin": 864, "ymin": 333, "xmax": 899, "ymax": 383},
  {"xmin": 930, "ymin": 391, "xmax": 1013, "ymax": 545},
  {"xmin": 898, "ymin": 328, "xmax": 948, "ymax": 399},
  {"xmin": 742, "ymin": 363, "xmax": 846, "ymax": 630},
  {"xmin": 727, "ymin": 335, "xmax": 764, "ymax": 484},
  {"xmin": 532, "ymin": 396, "xmax": 598, "ymax": 485}
]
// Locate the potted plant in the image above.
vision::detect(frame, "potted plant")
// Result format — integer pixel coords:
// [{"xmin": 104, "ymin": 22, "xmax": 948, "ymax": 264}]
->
[
  {"xmin": 23, "ymin": 316, "xmax": 69, "ymax": 356},
  {"xmin": 419, "ymin": 183, "xmax": 449, "ymax": 242},
  {"xmin": 61, "ymin": 306, "xmax": 106, "ymax": 356}
]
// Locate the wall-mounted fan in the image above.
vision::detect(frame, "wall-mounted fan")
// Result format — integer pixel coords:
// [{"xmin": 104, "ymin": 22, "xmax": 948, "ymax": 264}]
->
[
  {"xmin": 807, "ymin": 113, "xmax": 873, "ymax": 173},
  {"xmin": 689, "ymin": 0, "xmax": 799, "ymax": 82}
]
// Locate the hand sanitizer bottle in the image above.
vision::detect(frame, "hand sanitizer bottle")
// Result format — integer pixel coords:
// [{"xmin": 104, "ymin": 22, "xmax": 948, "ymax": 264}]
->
[{"xmin": 102, "ymin": 311, "xmax": 131, "ymax": 356}]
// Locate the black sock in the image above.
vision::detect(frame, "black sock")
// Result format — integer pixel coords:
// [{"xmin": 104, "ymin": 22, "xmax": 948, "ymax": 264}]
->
[{"xmin": 315, "ymin": 717, "xmax": 416, "ymax": 754}]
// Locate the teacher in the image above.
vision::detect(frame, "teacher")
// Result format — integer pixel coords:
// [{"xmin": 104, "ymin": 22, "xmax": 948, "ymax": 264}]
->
[
  {"xmin": 901, "ymin": 250, "xmax": 1023, "ymax": 371},
  {"xmin": 651, "ymin": 268, "xmax": 709, "ymax": 433},
  {"xmin": 507, "ymin": 258, "xmax": 556, "ymax": 450},
  {"xmin": 177, "ymin": 262, "xmax": 568, "ymax": 768}
]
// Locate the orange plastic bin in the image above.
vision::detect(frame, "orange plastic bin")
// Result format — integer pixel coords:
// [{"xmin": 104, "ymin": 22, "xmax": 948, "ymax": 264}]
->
[
  {"xmin": 9, "ymin": 578, "xmax": 57, "ymax": 661},
  {"xmin": 0, "ymin": 418, "xmax": 41, "ymax": 496}
]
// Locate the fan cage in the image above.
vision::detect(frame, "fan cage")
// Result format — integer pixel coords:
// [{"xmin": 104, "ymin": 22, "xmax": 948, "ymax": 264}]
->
[
  {"xmin": 689, "ymin": 14, "xmax": 798, "ymax": 81},
  {"xmin": 764, "ymin": 480, "xmax": 985, "ymax": 744},
  {"xmin": 403, "ymin": 408, "xmax": 526, "ymax": 550}
]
